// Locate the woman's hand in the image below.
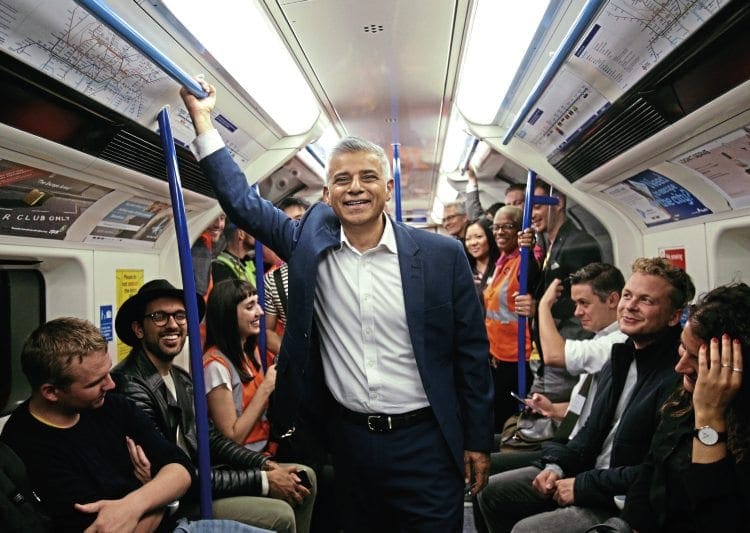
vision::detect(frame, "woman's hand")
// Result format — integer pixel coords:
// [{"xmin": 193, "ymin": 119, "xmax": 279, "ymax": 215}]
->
[
  {"xmin": 517, "ymin": 228, "xmax": 536, "ymax": 249},
  {"xmin": 693, "ymin": 335, "xmax": 743, "ymax": 427}
]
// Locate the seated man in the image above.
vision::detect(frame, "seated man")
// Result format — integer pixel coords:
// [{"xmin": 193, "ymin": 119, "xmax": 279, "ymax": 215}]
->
[
  {"xmin": 112, "ymin": 279, "xmax": 315, "ymax": 533},
  {"xmin": 478, "ymin": 258, "xmax": 695, "ymax": 533},
  {"xmin": 524, "ymin": 262, "xmax": 627, "ymax": 440},
  {"xmin": 0, "ymin": 317, "xmax": 193, "ymax": 531}
]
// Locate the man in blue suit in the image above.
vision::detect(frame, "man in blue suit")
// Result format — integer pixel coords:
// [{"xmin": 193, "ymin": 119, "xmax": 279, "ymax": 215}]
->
[{"xmin": 181, "ymin": 81, "xmax": 493, "ymax": 532}]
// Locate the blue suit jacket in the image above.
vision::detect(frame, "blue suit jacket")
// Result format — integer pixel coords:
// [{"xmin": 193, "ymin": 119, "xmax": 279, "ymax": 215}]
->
[{"xmin": 200, "ymin": 148, "xmax": 494, "ymax": 472}]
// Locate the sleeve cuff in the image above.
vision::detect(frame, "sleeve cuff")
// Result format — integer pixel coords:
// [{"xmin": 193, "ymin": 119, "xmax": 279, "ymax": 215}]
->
[
  {"xmin": 261, "ymin": 470, "xmax": 269, "ymax": 496},
  {"xmin": 190, "ymin": 129, "xmax": 225, "ymax": 161},
  {"xmin": 544, "ymin": 463, "xmax": 565, "ymax": 478}
]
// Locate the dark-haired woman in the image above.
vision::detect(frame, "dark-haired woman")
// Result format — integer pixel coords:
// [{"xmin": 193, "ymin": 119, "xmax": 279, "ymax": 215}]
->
[
  {"xmin": 621, "ymin": 282, "xmax": 750, "ymax": 532},
  {"xmin": 203, "ymin": 278, "xmax": 275, "ymax": 452},
  {"xmin": 465, "ymin": 217, "xmax": 501, "ymax": 303}
]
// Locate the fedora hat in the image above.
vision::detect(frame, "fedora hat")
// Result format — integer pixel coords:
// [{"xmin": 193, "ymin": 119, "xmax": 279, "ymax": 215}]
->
[{"xmin": 115, "ymin": 279, "xmax": 206, "ymax": 347}]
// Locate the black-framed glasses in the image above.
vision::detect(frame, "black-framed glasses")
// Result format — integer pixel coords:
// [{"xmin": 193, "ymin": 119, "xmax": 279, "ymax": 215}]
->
[
  {"xmin": 492, "ymin": 223, "xmax": 518, "ymax": 232},
  {"xmin": 144, "ymin": 311, "xmax": 187, "ymax": 326}
]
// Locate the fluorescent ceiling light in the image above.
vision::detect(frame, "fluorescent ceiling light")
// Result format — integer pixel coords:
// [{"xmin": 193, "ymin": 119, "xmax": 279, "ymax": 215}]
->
[
  {"xmin": 163, "ymin": 0, "xmax": 319, "ymax": 135},
  {"xmin": 430, "ymin": 173, "xmax": 461, "ymax": 225},
  {"xmin": 457, "ymin": 0, "xmax": 550, "ymax": 124},
  {"xmin": 440, "ymin": 109, "xmax": 472, "ymax": 174}
]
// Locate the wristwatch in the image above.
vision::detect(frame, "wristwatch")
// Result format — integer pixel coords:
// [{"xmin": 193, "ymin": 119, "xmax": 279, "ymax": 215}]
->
[{"xmin": 694, "ymin": 425, "xmax": 727, "ymax": 446}]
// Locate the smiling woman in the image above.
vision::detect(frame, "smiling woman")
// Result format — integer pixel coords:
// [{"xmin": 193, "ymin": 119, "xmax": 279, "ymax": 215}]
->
[{"xmin": 203, "ymin": 278, "xmax": 274, "ymax": 452}]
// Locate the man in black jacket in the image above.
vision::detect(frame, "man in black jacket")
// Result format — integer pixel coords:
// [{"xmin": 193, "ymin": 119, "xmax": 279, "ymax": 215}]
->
[
  {"xmin": 478, "ymin": 258, "xmax": 695, "ymax": 533},
  {"xmin": 112, "ymin": 279, "xmax": 315, "ymax": 533}
]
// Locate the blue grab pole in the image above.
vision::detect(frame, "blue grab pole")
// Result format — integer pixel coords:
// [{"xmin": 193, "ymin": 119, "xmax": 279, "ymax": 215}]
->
[
  {"xmin": 516, "ymin": 170, "xmax": 558, "ymax": 405},
  {"xmin": 157, "ymin": 107, "xmax": 212, "ymax": 518},
  {"xmin": 253, "ymin": 185, "xmax": 268, "ymax": 373},
  {"xmin": 392, "ymin": 144, "xmax": 403, "ymax": 222},
  {"xmin": 73, "ymin": 0, "xmax": 208, "ymax": 98}
]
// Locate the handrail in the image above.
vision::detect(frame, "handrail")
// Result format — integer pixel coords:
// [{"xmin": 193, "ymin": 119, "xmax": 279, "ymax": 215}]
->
[
  {"xmin": 73, "ymin": 0, "xmax": 208, "ymax": 98},
  {"xmin": 461, "ymin": 138, "xmax": 480, "ymax": 174},
  {"xmin": 157, "ymin": 107, "xmax": 213, "ymax": 518},
  {"xmin": 502, "ymin": 0, "xmax": 606, "ymax": 145},
  {"xmin": 392, "ymin": 144, "xmax": 403, "ymax": 222},
  {"xmin": 253, "ymin": 185, "xmax": 269, "ymax": 373},
  {"xmin": 516, "ymin": 170, "xmax": 558, "ymax": 402}
]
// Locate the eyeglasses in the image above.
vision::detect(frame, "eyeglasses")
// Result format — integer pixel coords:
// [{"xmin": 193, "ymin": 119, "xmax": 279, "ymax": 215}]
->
[
  {"xmin": 491, "ymin": 223, "xmax": 518, "ymax": 232},
  {"xmin": 144, "ymin": 311, "xmax": 187, "ymax": 326}
]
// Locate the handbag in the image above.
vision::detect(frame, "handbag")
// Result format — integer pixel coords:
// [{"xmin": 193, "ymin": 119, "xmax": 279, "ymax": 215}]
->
[{"xmin": 499, "ymin": 409, "xmax": 559, "ymax": 451}]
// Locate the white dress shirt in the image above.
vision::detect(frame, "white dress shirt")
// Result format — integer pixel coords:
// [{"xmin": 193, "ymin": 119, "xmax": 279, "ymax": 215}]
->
[{"xmin": 315, "ymin": 216, "xmax": 429, "ymax": 414}]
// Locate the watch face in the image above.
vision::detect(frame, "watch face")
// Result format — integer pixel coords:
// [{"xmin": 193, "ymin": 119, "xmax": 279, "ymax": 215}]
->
[{"xmin": 698, "ymin": 426, "xmax": 719, "ymax": 445}]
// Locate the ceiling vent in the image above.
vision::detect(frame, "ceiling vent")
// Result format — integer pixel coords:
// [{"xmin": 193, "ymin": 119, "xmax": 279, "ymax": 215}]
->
[{"xmin": 363, "ymin": 24, "xmax": 384, "ymax": 34}]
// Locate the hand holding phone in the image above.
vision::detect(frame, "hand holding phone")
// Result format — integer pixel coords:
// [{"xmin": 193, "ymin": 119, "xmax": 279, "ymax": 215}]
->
[
  {"xmin": 509, "ymin": 391, "xmax": 528, "ymax": 405},
  {"xmin": 295, "ymin": 469, "xmax": 312, "ymax": 490}
]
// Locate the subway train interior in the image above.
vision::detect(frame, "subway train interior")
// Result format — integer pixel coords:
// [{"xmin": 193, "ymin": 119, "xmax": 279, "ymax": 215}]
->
[{"xmin": 0, "ymin": 0, "xmax": 749, "ymax": 528}]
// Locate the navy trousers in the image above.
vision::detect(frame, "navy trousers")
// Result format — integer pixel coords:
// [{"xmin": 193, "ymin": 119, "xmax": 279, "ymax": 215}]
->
[{"xmin": 330, "ymin": 412, "xmax": 464, "ymax": 532}]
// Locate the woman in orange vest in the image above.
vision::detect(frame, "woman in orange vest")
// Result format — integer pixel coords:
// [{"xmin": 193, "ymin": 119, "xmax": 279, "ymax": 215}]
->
[
  {"xmin": 203, "ymin": 278, "xmax": 276, "ymax": 453},
  {"xmin": 484, "ymin": 206, "xmax": 540, "ymax": 431}
]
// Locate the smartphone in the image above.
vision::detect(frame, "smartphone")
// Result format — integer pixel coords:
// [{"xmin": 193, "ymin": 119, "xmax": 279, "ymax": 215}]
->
[
  {"xmin": 509, "ymin": 391, "xmax": 527, "ymax": 405},
  {"xmin": 296, "ymin": 470, "xmax": 312, "ymax": 489}
]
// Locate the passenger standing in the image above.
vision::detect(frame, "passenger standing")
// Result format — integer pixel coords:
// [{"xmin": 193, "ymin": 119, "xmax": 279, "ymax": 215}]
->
[
  {"xmin": 212, "ymin": 223, "xmax": 257, "ymax": 286},
  {"xmin": 112, "ymin": 279, "xmax": 315, "ymax": 533},
  {"xmin": 181, "ymin": 80, "xmax": 493, "ymax": 532},
  {"xmin": 519, "ymin": 181, "xmax": 603, "ymax": 403},
  {"xmin": 465, "ymin": 166, "xmax": 525, "ymax": 221},
  {"xmin": 621, "ymin": 283, "xmax": 750, "ymax": 533},
  {"xmin": 442, "ymin": 199, "xmax": 470, "ymax": 242},
  {"xmin": 465, "ymin": 217, "xmax": 501, "ymax": 304},
  {"xmin": 264, "ymin": 196, "xmax": 310, "ymax": 357},
  {"xmin": 192, "ymin": 213, "xmax": 226, "ymax": 300},
  {"xmin": 484, "ymin": 206, "xmax": 539, "ymax": 430}
]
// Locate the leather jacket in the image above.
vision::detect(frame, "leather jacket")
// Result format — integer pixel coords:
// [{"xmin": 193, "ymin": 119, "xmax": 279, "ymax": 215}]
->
[{"xmin": 112, "ymin": 347, "xmax": 267, "ymax": 497}]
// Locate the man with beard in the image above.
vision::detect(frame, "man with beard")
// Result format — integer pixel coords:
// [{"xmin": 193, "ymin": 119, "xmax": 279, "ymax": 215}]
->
[{"xmin": 112, "ymin": 279, "xmax": 316, "ymax": 533}]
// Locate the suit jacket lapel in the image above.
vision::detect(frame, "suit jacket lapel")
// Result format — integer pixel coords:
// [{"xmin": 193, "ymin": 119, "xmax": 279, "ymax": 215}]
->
[{"xmin": 393, "ymin": 223, "xmax": 425, "ymax": 367}]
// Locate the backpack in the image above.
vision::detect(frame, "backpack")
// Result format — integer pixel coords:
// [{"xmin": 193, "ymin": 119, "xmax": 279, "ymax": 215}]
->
[{"xmin": 0, "ymin": 441, "xmax": 52, "ymax": 532}]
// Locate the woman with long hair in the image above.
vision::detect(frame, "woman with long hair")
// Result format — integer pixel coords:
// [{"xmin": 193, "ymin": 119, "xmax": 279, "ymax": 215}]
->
[
  {"xmin": 203, "ymin": 278, "xmax": 276, "ymax": 452},
  {"xmin": 621, "ymin": 282, "xmax": 750, "ymax": 532},
  {"xmin": 465, "ymin": 217, "xmax": 501, "ymax": 302}
]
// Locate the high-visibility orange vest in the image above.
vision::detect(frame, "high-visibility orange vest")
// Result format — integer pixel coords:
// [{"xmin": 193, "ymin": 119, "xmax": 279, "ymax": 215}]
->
[{"xmin": 483, "ymin": 250, "xmax": 531, "ymax": 363}]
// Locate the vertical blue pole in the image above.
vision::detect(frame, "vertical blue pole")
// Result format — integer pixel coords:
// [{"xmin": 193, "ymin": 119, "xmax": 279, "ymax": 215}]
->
[
  {"xmin": 157, "ymin": 107, "xmax": 212, "ymax": 518},
  {"xmin": 517, "ymin": 170, "xmax": 558, "ymax": 405},
  {"xmin": 253, "ymin": 184, "xmax": 268, "ymax": 373},
  {"xmin": 392, "ymin": 143, "xmax": 402, "ymax": 223}
]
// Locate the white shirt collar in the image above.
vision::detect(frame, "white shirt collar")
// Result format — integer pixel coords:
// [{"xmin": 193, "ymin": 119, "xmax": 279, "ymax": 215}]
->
[{"xmin": 339, "ymin": 214, "xmax": 398, "ymax": 255}]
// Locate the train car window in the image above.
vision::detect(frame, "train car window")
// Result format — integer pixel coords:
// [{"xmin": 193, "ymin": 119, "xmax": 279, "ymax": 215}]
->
[{"xmin": 0, "ymin": 269, "xmax": 44, "ymax": 414}]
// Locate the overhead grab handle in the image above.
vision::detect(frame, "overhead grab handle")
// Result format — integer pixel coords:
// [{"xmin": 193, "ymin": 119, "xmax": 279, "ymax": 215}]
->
[{"xmin": 73, "ymin": 0, "xmax": 208, "ymax": 98}]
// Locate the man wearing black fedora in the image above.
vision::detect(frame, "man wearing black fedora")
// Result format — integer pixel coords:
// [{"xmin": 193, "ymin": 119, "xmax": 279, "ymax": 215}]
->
[{"xmin": 112, "ymin": 279, "xmax": 316, "ymax": 533}]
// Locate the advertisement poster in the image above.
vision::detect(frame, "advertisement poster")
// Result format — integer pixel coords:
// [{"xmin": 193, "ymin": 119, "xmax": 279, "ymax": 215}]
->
[
  {"xmin": 0, "ymin": 160, "xmax": 111, "ymax": 239},
  {"xmin": 116, "ymin": 269, "xmax": 143, "ymax": 360},
  {"xmin": 604, "ymin": 170, "xmax": 711, "ymax": 226},
  {"xmin": 86, "ymin": 197, "xmax": 174, "ymax": 246},
  {"xmin": 671, "ymin": 126, "xmax": 750, "ymax": 209}
]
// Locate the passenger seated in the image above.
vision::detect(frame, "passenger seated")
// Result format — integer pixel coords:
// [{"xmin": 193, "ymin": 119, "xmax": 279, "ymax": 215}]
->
[
  {"xmin": 620, "ymin": 283, "xmax": 750, "ymax": 532},
  {"xmin": 203, "ymin": 279, "xmax": 274, "ymax": 453},
  {"xmin": 478, "ymin": 258, "xmax": 694, "ymax": 533},
  {"xmin": 0, "ymin": 317, "xmax": 266, "ymax": 532},
  {"xmin": 112, "ymin": 279, "xmax": 316, "ymax": 533}
]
